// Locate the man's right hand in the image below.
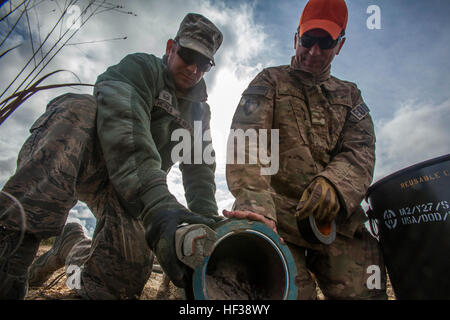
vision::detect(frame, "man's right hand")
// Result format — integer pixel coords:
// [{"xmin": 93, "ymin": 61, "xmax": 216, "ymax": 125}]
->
[{"xmin": 145, "ymin": 208, "xmax": 219, "ymax": 288}]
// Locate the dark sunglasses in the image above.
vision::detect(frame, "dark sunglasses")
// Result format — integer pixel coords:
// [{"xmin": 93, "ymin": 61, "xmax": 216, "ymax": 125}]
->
[
  {"xmin": 298, "ymin": 33, "xmax": 343, "ymax": 50},
  {"xmin": 174, "ymin": 41, "xmax": 214, "ymax": 72}
]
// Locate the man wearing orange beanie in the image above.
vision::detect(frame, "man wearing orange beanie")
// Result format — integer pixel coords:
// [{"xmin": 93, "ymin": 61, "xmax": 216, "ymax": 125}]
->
[{"xmin": 226, "ymin": 0, "xmax": 387, "ymax": 299}]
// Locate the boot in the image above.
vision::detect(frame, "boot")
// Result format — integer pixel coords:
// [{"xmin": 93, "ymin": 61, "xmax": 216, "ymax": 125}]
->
[
  {"xmin": 0, "ymin": 226, "xmax": 40, "ymax": 299},
  {"xmin": 28, "ymin": 222, "xmax": 87, "ymax": 287}
]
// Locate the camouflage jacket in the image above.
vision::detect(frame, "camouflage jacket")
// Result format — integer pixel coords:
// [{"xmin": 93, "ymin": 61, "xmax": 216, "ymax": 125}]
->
[
  {"xmin": 226, "ymin": 59, "xmax": 376, "ymax": 248},
  {"xmin": 94, "ymin": 53, "xmax": 218, "ymax": 227}
]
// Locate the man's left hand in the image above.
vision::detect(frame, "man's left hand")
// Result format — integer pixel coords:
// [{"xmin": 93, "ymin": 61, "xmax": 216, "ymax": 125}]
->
[{"xmin": 296, "ymin": 177, "xmax": 340, "ymax": 224}]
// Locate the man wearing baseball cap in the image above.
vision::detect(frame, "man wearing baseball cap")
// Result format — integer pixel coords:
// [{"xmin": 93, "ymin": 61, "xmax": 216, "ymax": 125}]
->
[
  {"xmin": 0, "ymin": 13, "xmax": 223, "ymax": 299},
  {"xmin": 226, "ymin": 0, "xmax": 387, "ymax": 299}
]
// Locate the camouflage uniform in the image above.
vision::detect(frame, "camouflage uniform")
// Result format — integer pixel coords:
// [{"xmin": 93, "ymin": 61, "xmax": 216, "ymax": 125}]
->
[
  {"xmin": 227, "ymin": 58, "xmax": 387, "ymax": 299},
  {"xmin": 0, "ymin": 52, "xmax": 218, "ymax": 298}
]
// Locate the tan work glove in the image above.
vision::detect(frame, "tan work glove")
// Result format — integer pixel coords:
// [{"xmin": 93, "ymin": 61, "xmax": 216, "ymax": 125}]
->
[{"xmin": 296, "ymin": 177, "xmax": 340, "ymax": 224}]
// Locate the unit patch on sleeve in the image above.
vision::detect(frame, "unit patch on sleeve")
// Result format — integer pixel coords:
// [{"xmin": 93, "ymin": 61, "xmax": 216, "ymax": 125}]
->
[
  {"xmin": 350, "ymin": 102, "xmax": 370, "ymax": 121},
  {"xmin": 238, "ymin": 85, "xmax": 271, "ymax": 116},
  {"xmin": 240, "ymin": 97, "xmax": 260, "ymax": 116}
]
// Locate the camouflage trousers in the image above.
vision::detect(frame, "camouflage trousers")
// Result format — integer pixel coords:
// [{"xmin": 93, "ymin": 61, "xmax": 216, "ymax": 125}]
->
[
  {"xmin": 287, "ymin": 225, "xmax": 387, "ymax": 300},
  {"xmin": 0, "ymin": 93, "xmax": 153, "ymax": 299}
]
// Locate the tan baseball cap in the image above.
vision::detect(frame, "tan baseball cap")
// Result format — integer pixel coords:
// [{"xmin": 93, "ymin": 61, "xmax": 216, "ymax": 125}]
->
[{"xmin": 176, "ymin": 13, "xmax": 223, "ymax": 64}]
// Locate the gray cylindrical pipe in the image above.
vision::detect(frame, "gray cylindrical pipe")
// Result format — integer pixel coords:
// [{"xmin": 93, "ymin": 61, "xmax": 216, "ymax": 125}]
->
[{"xmin": 190, "ymin": 219, "xmax": 298, "ymax": 300}]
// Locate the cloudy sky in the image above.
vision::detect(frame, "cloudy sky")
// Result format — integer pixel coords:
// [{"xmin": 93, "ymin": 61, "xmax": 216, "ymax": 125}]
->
[{"xmin": 1, "ymin": 0, "xmax": 449, "ymax": 237}]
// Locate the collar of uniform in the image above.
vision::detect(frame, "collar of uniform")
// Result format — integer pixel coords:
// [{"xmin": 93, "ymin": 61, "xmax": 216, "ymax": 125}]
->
[
  {"xmin": 289, "ymin": 56, "xmax": 331, "ymax": 86},
  {"xmin": 162, "ymin": 55, "xmax": 208, "ymax": 103}
]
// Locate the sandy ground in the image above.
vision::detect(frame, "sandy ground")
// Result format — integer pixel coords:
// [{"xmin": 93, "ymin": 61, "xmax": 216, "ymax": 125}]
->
[{"xmin": 25, "ymin": 245, "xmax": 395, "ymax": 300}]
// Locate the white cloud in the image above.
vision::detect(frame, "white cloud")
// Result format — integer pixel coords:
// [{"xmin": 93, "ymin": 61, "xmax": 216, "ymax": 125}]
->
[
  {"xmin": 67, "ymin": 203, "xmax": 95, "ymax": 238},
  {"xmin": 166, "ymin": 163, "xmax": 188, "ymax": 208},
  {"xmin": 373, "ymin": 98, "xmax": 450, "ymax": 181}
]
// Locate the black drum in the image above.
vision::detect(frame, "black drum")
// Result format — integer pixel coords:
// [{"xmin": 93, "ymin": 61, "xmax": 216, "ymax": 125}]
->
[{"xmin": 366, "ymin": 154, "xmax": 450, "ymax": 299}]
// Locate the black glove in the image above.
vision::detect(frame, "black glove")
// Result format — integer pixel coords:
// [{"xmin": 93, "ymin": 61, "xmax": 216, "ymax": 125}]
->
[{"xmin": 145, "ymin": 208, "xmax": 220, "ymax": 288}]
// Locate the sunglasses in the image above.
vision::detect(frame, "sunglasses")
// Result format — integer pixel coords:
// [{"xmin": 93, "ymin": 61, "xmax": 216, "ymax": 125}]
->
[
  {"xmin": 174, "ymin": 41, "xmax": 214, "ymax": 72},
  {"xmin": 298, "ymin": 33, "xmax": 343, "ymax": 50}
]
